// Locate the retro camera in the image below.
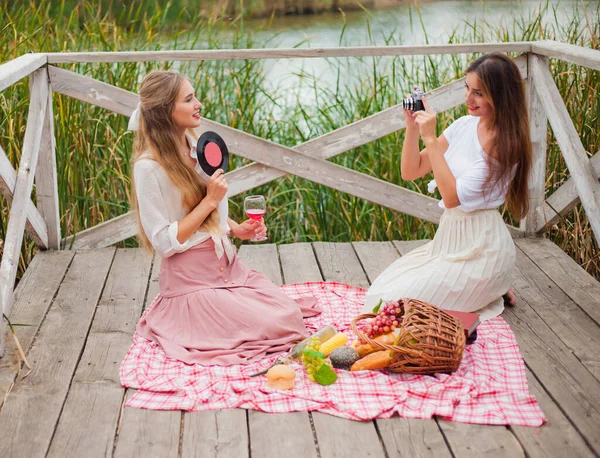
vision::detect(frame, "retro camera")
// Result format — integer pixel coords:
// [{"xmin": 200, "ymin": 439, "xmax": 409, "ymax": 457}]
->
[{"xmin": 402, "ymin": 87, "xmax": 425, "ymax": 112}]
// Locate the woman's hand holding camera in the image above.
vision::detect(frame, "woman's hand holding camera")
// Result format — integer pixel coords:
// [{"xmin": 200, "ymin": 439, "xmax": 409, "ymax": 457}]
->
[
  {"xmin": 412, "ymin": 97, "xmax": 438, "ymax": 145},
  {"xmin": 205, "ymin": 169, "xmax": 228, "ymax": 208}
]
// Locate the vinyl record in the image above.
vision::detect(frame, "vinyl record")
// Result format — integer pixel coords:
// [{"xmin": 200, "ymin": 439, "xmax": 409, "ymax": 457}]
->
[{"xmin": 196, "ymin": 131, "xmax": 229, "ymax": 176}]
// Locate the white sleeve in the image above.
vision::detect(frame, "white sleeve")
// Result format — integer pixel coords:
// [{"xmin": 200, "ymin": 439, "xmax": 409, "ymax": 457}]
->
[{"xmin": 134, "ymin": 161, "xmax": 191, "ymax": 258}]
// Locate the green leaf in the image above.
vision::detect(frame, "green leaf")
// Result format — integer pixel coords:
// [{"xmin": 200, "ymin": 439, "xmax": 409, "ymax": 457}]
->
[
  {"xmin": 302, "ymin": 349, "xmax": 326, "ymax": 359},
  {"xmin": 314, "ymin": 364, "xmax": 338, "ymax": 385},
  {"xmin": 372, "ymin": 299, "xmax": 383, "ymax": 313}
]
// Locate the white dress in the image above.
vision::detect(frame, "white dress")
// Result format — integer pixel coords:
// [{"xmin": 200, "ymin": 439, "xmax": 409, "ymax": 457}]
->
[{"xmin": 363, "ymin": 116, "xmax": 515, "ymax": 321}]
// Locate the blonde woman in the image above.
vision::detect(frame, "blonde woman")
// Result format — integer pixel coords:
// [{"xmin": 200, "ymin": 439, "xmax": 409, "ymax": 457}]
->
[
  {"xmin": 363, "ymin": 53, "xmax": 531, "ymax": 321},
  {"xmin": 130, "ymin": 71, "xmax": 320, "ymax": 366}
]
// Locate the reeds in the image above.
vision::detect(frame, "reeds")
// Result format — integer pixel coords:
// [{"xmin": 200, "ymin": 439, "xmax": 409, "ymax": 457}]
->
[{"xmin": 1, "ymin": 0, "xmax": 598, "ymax": 281}]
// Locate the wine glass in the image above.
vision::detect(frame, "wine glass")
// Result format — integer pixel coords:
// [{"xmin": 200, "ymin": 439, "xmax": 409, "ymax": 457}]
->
[{"xmin": 244, "ymin": 195, "xmax": 268, "ymax": 242}]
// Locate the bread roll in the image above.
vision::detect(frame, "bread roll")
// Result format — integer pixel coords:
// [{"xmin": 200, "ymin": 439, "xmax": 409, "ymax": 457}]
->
[{"xmin": 267, "ymin": 364, "xmax": 296, "ymax": 390}]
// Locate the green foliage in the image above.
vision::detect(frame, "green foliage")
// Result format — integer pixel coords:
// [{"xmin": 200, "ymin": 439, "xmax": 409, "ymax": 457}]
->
[{"xmin": 0, "ymin": 0, "xmax": 598, "ymax": 282}]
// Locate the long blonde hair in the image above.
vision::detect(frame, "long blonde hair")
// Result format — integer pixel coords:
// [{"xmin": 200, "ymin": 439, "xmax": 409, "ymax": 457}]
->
[{"xmin": 130, "ymin": 71, "xmax": 220, "ymax": 250}]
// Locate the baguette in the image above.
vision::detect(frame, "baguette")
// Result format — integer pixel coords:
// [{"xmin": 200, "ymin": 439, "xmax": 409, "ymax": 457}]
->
[{"xmin": 350, "ymin": 350, "xmax": 393, "ymax": 371}]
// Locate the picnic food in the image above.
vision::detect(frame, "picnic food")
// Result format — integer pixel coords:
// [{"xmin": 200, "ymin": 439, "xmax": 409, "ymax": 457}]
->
[
  {"xmin": 319, "ymin": 332, "xmax": 348, "ymax": 356},
  {"xmin": 359, "ymin": 300, "xmax": 405, "ymax": 340},
  {"xmin": 352, "ymin": 299, "xmax": 466, "ymax": 374},
  {"xmin": 350, "ymin": 350, "xmax": 393, "ymax": 371},
  {"xmin": 267, "ymin": 364, "xmax": 297, "ymax": 390},
  {"xmin": 351, "ymin": 331, "xmax": 396, "ymax": 358},
  {"xmin": 290, "ymin": 325, "xmax": 337, "ymax": 359},
  {"xmin": 329, "ymin": 346, "xmax": 360, "ymax": 370},
  {"xmin": 301, "ymin": 337, "xmax": 338, "ymax": 385}
]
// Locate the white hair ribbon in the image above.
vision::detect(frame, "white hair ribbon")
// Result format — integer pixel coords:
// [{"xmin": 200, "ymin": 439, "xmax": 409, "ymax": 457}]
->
[{"xmin": 128, "ymin": 104, "xmax": 141, "ymax": 131}]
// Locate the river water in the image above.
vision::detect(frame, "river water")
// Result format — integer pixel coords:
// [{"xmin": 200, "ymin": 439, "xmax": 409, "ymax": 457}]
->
[{"xmin": 205, "ymin": 0, "xmax": 595, "ymax": 111}]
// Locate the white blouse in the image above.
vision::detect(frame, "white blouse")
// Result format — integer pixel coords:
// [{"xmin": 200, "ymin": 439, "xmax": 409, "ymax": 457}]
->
[
  {"xmin": 428, "ymin": 115, "xmax": 515, "ymax": 212},
  {"xmin": 133, "ymin": 134, "xmax": 233, "ymax": 260}
]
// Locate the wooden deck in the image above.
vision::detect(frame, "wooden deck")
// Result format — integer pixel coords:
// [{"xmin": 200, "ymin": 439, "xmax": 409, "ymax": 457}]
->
[{"xmin": 0, "ymin": 238, "xmax": 599, "ymax": 458}]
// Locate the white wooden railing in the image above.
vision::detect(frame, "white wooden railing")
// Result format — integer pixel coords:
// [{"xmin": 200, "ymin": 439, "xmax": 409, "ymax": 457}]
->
[{"xmin": 0, "ymin": 41, "xmax": 599, "ymax": 356}]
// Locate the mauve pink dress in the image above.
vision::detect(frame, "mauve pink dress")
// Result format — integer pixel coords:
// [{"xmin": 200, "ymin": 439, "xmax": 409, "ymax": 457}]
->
[{"xmin": 136, "ymin": 239, "xmax": 321, "ymax": 365}]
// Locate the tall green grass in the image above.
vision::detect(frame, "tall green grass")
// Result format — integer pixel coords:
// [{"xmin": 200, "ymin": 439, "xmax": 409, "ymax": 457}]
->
[{"xmin": 1, "ymin": 0, "xmax": 598, "ymax": 282}]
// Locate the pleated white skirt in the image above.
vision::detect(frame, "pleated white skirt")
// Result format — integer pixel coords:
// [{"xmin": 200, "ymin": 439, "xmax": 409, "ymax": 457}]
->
[{"xmin": 363, "ymin": 208, "xmax": 515, "ymax": 321}]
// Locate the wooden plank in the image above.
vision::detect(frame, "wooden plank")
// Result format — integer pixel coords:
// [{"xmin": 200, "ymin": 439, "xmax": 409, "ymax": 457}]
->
[
  {"xmin": 510, "ymin": 368, "xmax": 596, "ymax": 458},
  {"xmin": 0, "ymin": 248, "xmax": 116, "ymax": 458},
  {"xmin": 530, "ymin": 54, "xmax": 600, "ymax": 245},
  {"xmin": 0, "ymin": 250, "xmax": 74, "ymax": 408},
  {"xmin": 536, "ymin": 151, "xmax": 600, "ymax": 233},
  {"xmin": 0, "ymin": 53, "xmax": 47, "ymax": 92},
  {"xmin": 182, "ymin": 410, "xmax": 249, "ymax": 458},
  {"xmin": 45, "ymin": 43, "xmax": 533, "ymax": 64},
  {"xmin": 524, "ymin": 54, "xmax": 548, "ymax": 235},
  {"xmin": 115, "ymin": 391, "xmax": 181, "ymax": 458},
  {"xmin": 62, "ymin": 212, "xmax": 138, "ymax": 250},
  {"xmin": 516, "ymin": 237, "xmax": 600, "ymax": 327},
  {"xmin": 352, "ymin": 241, "xmax": 452, "ymax": 458},
  {"xmin": 312, "ymin": 242, "xmax": 370, "ymax": 289},
  {"xmin": 352, "ymin": 241, "xmax": 401, "ymax": 284},
  {"xmin": 237, "ymin": 243, "xmax": 282, "ymax": 284},
  {"xmin": 376, "ymin": 418, "xmax": 452, "ymax": 458},
  {"xmin": 249, "ymin": 412, "xmax": 317, "ymax": 458},
  {"xmin": 35, "ymin": 84, "xmax": 61, "ymax": 249},
  {"xmin": 47, "ymin": 249, "xmax": 153, "ymax": 458},
  {"xmin": 278, "ymin": 243, "xmax": 322, "ymax": 284},
  {"xmin": 113, "ymin": 253, "xmax": 181, "ymax": 458},
  {"xmin": 0, "ymin": 68, "xmax": 49, "ymax": 357},
  {"xmin": 532, "ymin": 40, "xmax": 600, "ymax": 71},
  {"xmin": 237, "ymin": 243, "xmax": 317, "ymax": 458},
  {"xmin": 0, "ymin": 144, "xmax": 48, "ymax": 248},
  {"xmin": 503, "ymin": 279, "xmax": 600, "ymax": 453},
  {"xmin": 392, "ymin": 240, "xmax": 525, "ymax": 457},
  {"xmin": 436, "ymin": 420, "xmax": 524, "ymax": 457},
  {"xmin": 310, "ymin": 242, "xmax": 386, "ymax": 458}
]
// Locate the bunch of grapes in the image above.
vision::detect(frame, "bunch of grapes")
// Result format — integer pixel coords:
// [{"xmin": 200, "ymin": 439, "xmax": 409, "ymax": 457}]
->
[
  {"xmin": 301, "ymin": 336, "xmax": 325, "ymax": 382},
  {"xmin": 360, "ymin": 301, "xmax": 403, "ymax": 340}
]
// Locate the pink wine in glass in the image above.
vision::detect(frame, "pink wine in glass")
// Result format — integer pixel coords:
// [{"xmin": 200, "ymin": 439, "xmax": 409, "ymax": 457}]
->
[{"xmin": 246, "ymin": 209, "xmax": 266, "ymax": 221}]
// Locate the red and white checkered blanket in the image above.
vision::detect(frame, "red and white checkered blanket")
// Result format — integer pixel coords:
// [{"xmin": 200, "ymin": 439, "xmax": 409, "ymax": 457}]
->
[{"xmin": 120, "ymin": 282, "xmax": 545, "ymax": 426}]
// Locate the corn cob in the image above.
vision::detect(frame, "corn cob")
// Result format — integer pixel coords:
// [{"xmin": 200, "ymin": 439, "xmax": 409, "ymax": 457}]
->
[{"xmin": 318, "ymin": 332, "xmax": 348, "ymax": 356}]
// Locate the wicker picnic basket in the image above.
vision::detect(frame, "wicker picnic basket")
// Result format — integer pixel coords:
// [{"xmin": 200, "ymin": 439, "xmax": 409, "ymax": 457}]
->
[{"xmin": 351, "ymin": 298, "xmax": 466, "ymax": 374}]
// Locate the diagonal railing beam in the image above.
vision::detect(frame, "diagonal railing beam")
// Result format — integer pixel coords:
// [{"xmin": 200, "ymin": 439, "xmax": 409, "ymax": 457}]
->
[
  {"xmin": 0, "ymin": 69, "xmax": 49, "ymax": 357},
  {"xmin": 530, "ymin": 54, "xmax": 600, "ymax": 245},
  {"xmin": 536, "ymin": 151, "xmax": 600, "ymax": 233},
  {"xmin": 0, "ymin": 145, "xmax": 49, "ymax": 248}
]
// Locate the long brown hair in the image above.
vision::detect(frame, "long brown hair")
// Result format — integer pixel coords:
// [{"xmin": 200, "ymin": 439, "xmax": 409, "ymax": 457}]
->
[
  {"xmin": 466, "ymin": 53, "xmax": 532, "ymax": 219},
  {"xmin": 130, "ymin": 71, "xmax": 220, "ymax": 250}
]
